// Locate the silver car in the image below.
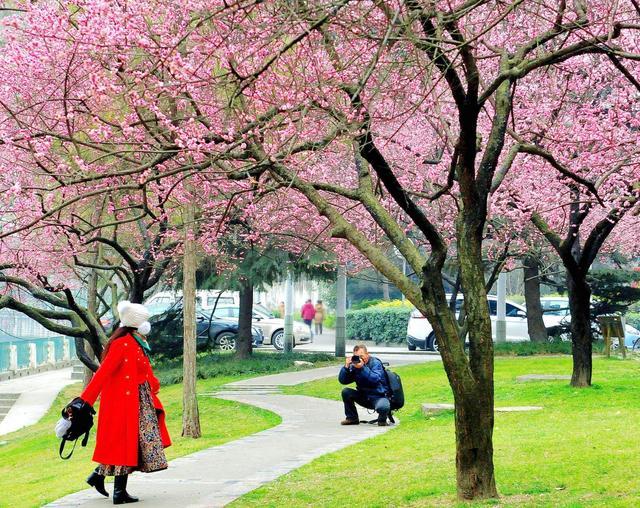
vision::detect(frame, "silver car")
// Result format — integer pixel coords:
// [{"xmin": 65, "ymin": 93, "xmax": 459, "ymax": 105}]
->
[{"xmin": 212, "ymin": 305, "xmax": 312, "ymax": 350}]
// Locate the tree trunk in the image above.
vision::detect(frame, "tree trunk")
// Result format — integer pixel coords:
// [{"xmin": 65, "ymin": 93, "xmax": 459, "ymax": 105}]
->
[
  {"xmin": 523, "ymin": 255, "xmax": 548, "ymax": 342},
  {"xmin": 236, "ymin": 280, "xmax": 254, "ymax": 359},
  {"xmin": 84, "ymin": 268, "xmax": 99, "ymax": 387},
  {"xmin": 182, "ymin": 202, "xmax": 201, "ymax": 438},
  {"xmin": 567, "ymin": 271, "xmax": 592, "ymax": 387},
  {"xmin": 421, "ymin": 258, "xmax": 498, "ymax": 500},
  {"xmin": 448, "ymin": 158, "xmax": 499, "ymax": 499},
  {"xmin": 454, "ymin": 389, "xmax": 496, "ymax": 500}
]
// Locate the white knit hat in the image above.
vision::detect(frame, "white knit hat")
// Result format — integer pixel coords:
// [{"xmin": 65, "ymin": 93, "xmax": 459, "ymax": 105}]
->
[{"xmin": 117, "ymin": 301, "xmax": 151, "ymax": 329}]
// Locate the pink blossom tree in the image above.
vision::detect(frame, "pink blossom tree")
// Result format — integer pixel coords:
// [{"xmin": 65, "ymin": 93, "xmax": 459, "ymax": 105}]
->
[{"xmin": 492, "ymin": 57, "xmax": 640, "ymax": 386}]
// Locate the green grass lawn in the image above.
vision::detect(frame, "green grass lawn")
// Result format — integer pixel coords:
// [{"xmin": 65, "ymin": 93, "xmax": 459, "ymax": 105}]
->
[
  {"xmin": 232, "ymin": 356, "xmax": 640, "ymax": 507},
  {"xmin": 0, "ymin": 373, "xmax": 283, "ymax": 507},
  {"xmin": 0, "ymin": 351, "xmax": 339, "ymax": 507}
]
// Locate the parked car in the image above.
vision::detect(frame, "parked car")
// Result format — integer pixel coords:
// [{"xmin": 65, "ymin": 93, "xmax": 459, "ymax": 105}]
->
[
  {"xmin": 624, "ymin": 324, "xmax": 640, "ymax": 349},
  {"xmin": 145, "ymin": 290, "xmax": 239, "ymax": 311},
  {"xmin": 211, "ymin": 305, "xmax": 311, "ymax": 350},
  {"xmin": 99, "ymin": 299, "xmax": 185, "ymax": 331},
  {"xmin": 407, "ymin": 295, "xmax": 563, "ymax": 351},
  {"xmin": 147, "ymin": 303, "xmax": 263, "ymax": 356},
  {"xmin": 540, "ymin": 296, "xmax": 640, "ymax": 346}
]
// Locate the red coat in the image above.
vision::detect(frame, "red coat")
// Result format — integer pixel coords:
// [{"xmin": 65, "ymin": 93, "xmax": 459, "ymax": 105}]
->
[
  {"xmin": 301, "ymin": 303, "xmax": 316, "ymax": 321},
  {"xmin": 81, "ymin": 334, "xmax": 171, "ymax": 466}
]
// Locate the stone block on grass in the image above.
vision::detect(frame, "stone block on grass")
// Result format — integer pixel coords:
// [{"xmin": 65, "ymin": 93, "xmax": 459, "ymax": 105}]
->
[
  {"xmin": 422, "ymin": 403, "xmax": 543, "ymax": 417},
  {"xmin": 421, "ymin": 403, "xmax": 455, "ymax": 415},
  {"xmin": 516, "ymin": 374, "xmax": 571, "ymax": 383}
]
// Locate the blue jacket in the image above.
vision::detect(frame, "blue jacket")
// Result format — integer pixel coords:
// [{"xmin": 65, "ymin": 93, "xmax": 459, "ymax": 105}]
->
[{"xmin": 338, "ymin": 356, "xmax": 389, "ymax": 399}]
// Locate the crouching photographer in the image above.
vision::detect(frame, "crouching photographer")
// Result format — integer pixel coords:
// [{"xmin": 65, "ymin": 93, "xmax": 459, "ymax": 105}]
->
[{"xmin": 338, "ymin": 344, "xmax": 390, "ymax": 427}]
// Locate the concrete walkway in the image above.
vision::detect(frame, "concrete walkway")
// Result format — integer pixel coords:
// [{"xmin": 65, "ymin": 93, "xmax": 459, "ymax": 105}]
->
[
  {"xmin": 0, "ymin": 367, "xmax": 77, "ymax": 436},
  {"xmin": 48, "ymin": 355, "xmax": 438, "ymax": 507}
]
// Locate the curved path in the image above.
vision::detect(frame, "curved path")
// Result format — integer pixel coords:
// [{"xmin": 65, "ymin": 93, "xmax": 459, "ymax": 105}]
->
[{"xmin": 48, "ymin": 354, "xmax": 438, "ymax": 507}]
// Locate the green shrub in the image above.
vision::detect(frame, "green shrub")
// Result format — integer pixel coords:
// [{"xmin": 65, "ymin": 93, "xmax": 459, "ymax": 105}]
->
[
  {"xmin": 346, "ymin": 307, "xmax": 411, "ymax": 344},
  {"xmin": 324, "ymin": 313, "xmax": 336, "ymax": 328},
  {"xmin": 350, "ymin": 299, "xmax": 384, "ymax": 310},
  {"xmin": 154, "ymin": 351, "xmax": 335, "ymax": 385},
  {"xmin": 493, "ymin": 339, "xmax": 572, "ymax": 356},
  {"xmin": 493, "ymin": 339, "xmax": 609, "ymax": 356}
]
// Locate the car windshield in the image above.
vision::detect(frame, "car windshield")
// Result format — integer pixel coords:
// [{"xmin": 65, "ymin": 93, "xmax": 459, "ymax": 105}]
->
[
  {"xmin": 541, "ymin": 300, "xmax": 570, "ymax": 316},
  {"xmin": 254, "ymin": 304, "xmax": 274, "ymax": 317}
]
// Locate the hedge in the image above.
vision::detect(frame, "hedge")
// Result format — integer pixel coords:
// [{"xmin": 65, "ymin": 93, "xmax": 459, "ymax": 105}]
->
[{"xmin": 346, "ymin": 306, "xmax": 411, "ymax": 344}]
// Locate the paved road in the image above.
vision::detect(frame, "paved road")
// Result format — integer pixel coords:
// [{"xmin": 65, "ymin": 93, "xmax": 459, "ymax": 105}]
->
[
  {"xmin": 269, "ymin": 330, "xmax": 435, "ymax": 356},
  {"xmin": 0, "ymin": 367, "xmax": 77, "ymax": 436},
  {"xmin": 48, "ymin": 355, "xmax": 440, "ymax": 507}
]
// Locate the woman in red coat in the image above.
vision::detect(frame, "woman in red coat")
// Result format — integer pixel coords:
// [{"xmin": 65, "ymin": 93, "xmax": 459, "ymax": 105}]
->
[{"xmin": 80, "ymin": 301, "xmax": 171, "ymax": 505}]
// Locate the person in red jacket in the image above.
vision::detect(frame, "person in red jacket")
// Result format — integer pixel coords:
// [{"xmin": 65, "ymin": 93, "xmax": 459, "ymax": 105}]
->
[
  {"xmin": 81, "ymin": 301, "xmax": 171, "ymax": 505},
  {"xmin": 301, "ymin": 299, "xmax": 316, "ymax": 337}
]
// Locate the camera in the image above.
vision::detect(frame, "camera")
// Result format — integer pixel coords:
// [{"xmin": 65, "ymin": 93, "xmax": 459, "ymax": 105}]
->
[{"xmin": 351, "ymin": 354, "xmax": 361, "ymax": 364}]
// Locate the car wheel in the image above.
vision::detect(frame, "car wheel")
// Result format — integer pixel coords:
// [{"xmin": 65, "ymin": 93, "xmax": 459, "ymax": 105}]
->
[
  {"xmin": 272, "ymin": 330, "xmax": 284, "ymax": 351},
  {"xmin": 426, "ymin": 332, "xmax": 438, "ymax": 352},
  {"xmin": 217, "ymin": 332, "xmax": 236, "ymax": 351},
  {"xmin": 408, "ymin": 343, "xmax": 416, "ymax": 351}
]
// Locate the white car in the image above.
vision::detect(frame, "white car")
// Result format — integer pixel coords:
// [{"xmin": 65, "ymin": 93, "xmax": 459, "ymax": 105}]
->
[
  {"xmin": 212, "ymin": 305, "xmax": 312, "ymax": 350},
  {"xmin": 407, "ymin": 295, "xmax": 562, "ymax": 351},
  {"xmin": 540, "ymin": 296, "xmax": 639, "ymax": 346},
  {"xmin": 145, "ymin": 290, "xmax": 239, "ymax": 313}
]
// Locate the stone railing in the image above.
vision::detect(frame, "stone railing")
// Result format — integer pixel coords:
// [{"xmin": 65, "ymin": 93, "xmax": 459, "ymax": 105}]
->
[{"xmin": 0, "ymin": 337, "xmax": 76, "ymax": 381}]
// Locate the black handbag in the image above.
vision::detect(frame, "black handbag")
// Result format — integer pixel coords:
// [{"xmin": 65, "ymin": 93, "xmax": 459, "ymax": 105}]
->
[{"xmin": 58, "ymin": 397, "xmax": 96, "ymax": 460}]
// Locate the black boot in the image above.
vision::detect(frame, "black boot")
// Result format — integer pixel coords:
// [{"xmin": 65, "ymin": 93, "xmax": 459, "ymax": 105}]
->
[
  {"xmin": 113, "ymin": 475, "xmax": 139, "ymax": 505},
  {"xmin": 86, "ymin": 467, "xmax": 109, "ymax": 498}
]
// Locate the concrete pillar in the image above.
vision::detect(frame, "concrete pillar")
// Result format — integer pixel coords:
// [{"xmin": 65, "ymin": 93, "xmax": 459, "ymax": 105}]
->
[
  {"xmin": 284, "ymin": 274, "xmax": 294, "ymax": 353},
  {"xmin": 335, "ymin": 265, "xmax": 346, "ymax": 358},
  {"xmin": 47, "ymin": 341, "xmax": 56, "ymax": 364},
  {"xmin": 496, "ymin": 272, "xmax": 507, "ymax": 343},
  {"xmin": 63, "ymin": 339, "xmax": 70, "ymax": 361},
  {"xmin": 9, "ymin": 345, "xmax": 17, "ymax": 371},
  {"xmin": 28, "ymin": 343, "xmax": 37, "ymax": 368}
]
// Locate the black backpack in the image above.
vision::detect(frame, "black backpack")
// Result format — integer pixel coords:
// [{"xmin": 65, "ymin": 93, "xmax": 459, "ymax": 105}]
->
[
  {"xmin": 383, "ymin": 365, "xmax": 405, "ymax": 411},
  {"xmin": 59, "ymin": 397, "xmax": 96, "ymax": 460}
]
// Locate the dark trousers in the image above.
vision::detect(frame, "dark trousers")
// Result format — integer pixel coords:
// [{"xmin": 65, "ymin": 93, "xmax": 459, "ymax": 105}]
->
[
  {"xmin": 341, "ymin": 387, "xmax": 390, "ymax": 422},
  {"xmin": 314, "ymin": 322, "xmax": 323, "ymax": 335},
  {"xmin": 304, "ymin": 319, "xmax": 313, "ymax": 337}
]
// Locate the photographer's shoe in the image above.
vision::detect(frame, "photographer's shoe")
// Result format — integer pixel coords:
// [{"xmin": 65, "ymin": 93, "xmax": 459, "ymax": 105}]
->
[
  {"xmin": 340, "ymin": 418, "xmax": 359, "ymax": 425},
  {"xmin": 377, "ymin": 419, "xmax": 388, "ymax": 427}
]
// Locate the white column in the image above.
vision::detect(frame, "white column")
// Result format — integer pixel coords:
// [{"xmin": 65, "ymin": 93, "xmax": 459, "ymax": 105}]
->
[
  {"xmin": 47, "ymin": 341, "xmax": 56, "ymax": 364},
  {"xmin": 496, "ymin": 272, "xmax": 507, "ymax": 343},
  {"xmin": 63, "ymin": 339, "xmax": 70, "ymax": 361},
  {"xmin": 28, "ymin": 343, "xmax": 37, "ymax": 368},
  {"xmin": 9, "ymin": 345, "xmax": 18, "ymax": 371},
  {"xmin": 284, "ymin": 274, "xmax": 294, "ymax": 353},
  {"xmin": 335, "ymin": 265, "xmax": 347, "ymax": 358}
]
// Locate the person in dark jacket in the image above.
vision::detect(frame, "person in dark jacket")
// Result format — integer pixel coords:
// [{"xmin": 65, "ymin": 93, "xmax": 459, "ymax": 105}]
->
[{"xmin": 338, "ymin": 344, "xmax": 390, "ymax": 426}]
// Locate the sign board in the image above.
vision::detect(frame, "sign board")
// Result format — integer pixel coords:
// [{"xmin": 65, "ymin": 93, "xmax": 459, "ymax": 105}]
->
[{"xmin": 598, "ymin": 315, "xmax": 625, "ymax": 338}]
